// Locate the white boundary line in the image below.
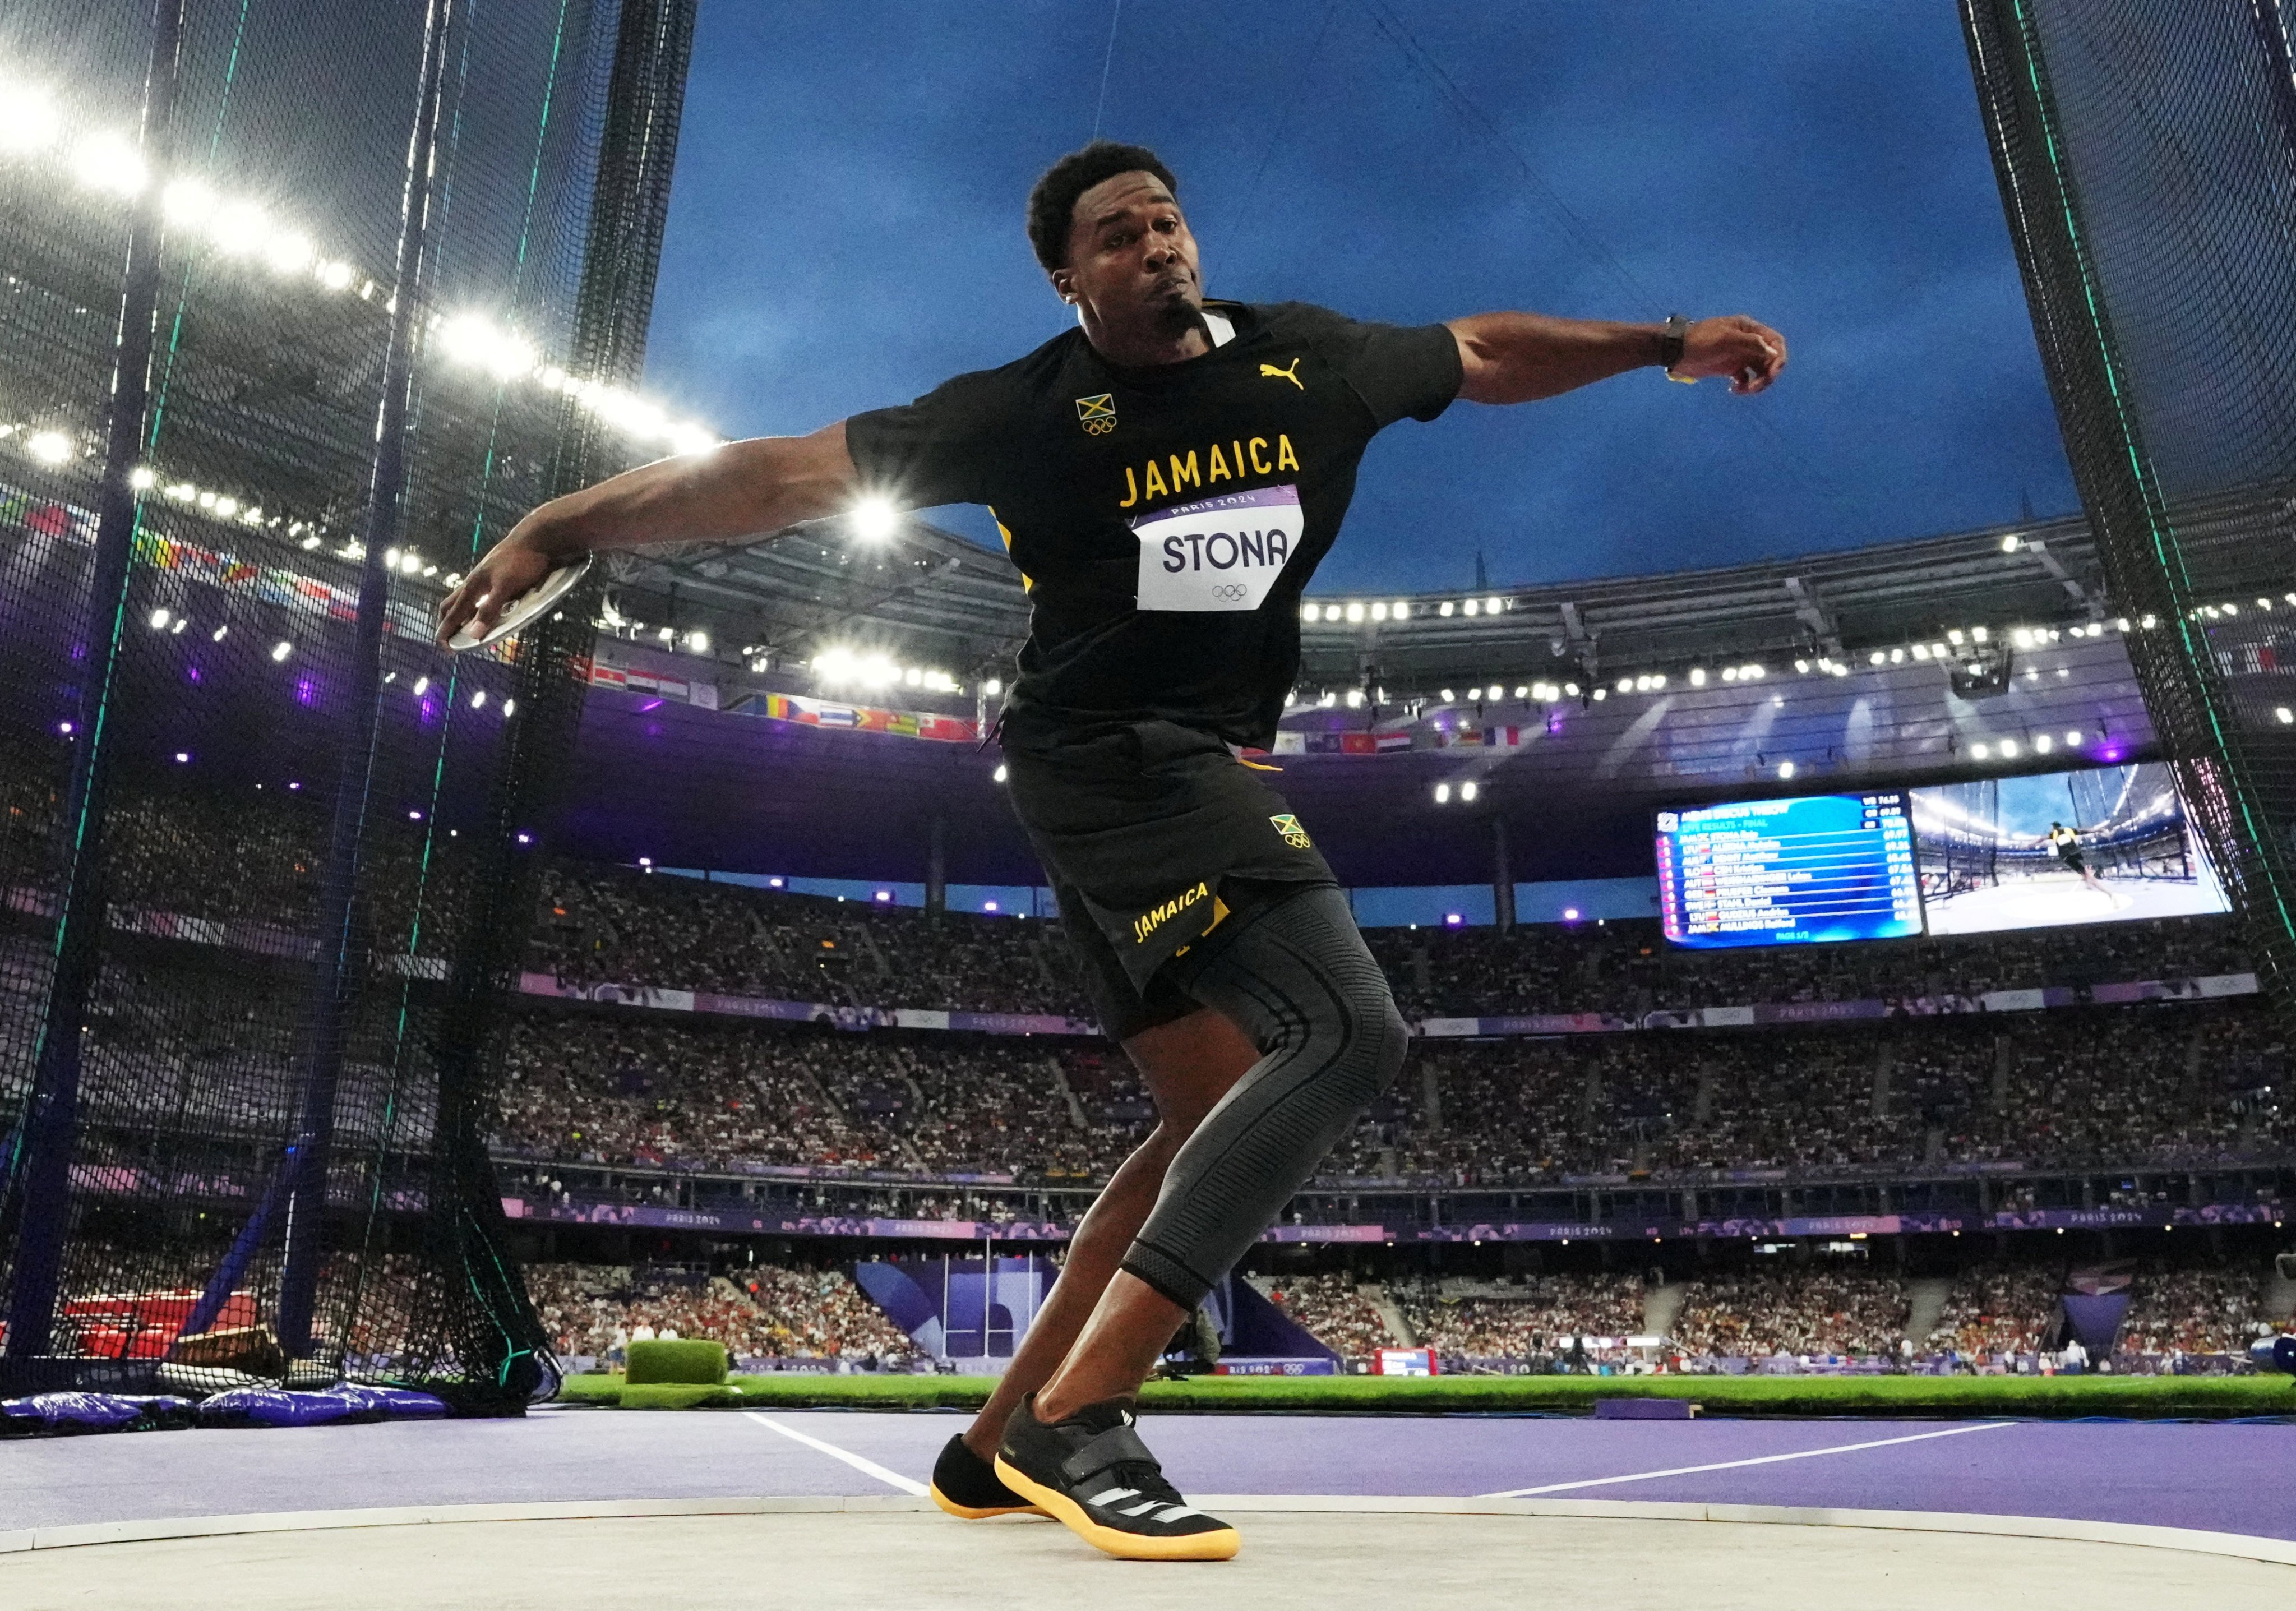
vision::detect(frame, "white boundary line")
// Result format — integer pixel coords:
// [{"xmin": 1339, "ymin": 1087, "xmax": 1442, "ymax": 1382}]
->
[
  {"xmin": 1478, "ymin": 1420, "xmax": 2017, "ymax": 1498},
  {"xmin": 742, "ymin": 1411, "xmax": 928, "ymax": 1496},
  {"xmin": 3, "ymin": 1494, "xmax": 2294, "ymax": 1570}
]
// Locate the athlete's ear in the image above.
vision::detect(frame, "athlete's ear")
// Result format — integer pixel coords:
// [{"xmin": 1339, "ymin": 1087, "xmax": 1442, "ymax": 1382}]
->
[{"xmin": 1050, "ymin": 267, "xmax": 1077, "ymax": 304}]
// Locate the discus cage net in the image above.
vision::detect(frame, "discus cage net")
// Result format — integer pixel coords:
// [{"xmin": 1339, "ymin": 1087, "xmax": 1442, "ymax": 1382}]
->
[
  {"xmin": 1961, "ymin": 0, "xmax": 2296, "ymax": 1029},
  {"xmin": 0, "ymin": 0, "xmax": 694, "ymax": 1405}
]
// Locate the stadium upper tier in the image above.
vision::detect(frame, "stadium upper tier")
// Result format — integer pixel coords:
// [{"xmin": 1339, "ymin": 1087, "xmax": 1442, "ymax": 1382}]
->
[{"xmin": 11, "ymin": 430, "xmax": 2296, "ymax": 888}]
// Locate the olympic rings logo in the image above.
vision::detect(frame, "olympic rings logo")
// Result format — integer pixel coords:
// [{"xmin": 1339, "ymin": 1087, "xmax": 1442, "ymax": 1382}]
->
[{"xmin": 1210, "ymin": 582, "xmax": 1250, "ymax": 601}]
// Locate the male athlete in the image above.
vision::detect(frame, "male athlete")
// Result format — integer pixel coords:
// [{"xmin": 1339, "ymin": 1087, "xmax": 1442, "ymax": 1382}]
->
[
  {"xmin": 2047, "ymin": 820, "xmax": 2106, "ymax": 892},
  {"xmin": 439, "ymin": 141, "xmax": 1785, "ymax": 1561}
]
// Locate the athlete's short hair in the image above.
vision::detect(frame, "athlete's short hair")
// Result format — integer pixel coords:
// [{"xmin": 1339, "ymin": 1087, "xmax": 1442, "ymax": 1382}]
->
[{"xmin": 1027, "ymin": 140, "xmax": 1179, "ymax": 273}]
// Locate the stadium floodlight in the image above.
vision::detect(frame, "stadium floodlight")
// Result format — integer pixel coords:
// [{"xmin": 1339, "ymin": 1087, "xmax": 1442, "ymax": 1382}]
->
[
  {"xmin": 270, "ymin": 640, "xmax": 292, "ymax": 662},
  {"xmin": 1592, "ymin": 687, "xmax": 1607, "ymax": 701},
  {"xmin": 1370, "ymin": 602, "xmax": 1388, "ymax": 622},
  {"xmin": 1616, "ymin": 677, "xmax": 1632, "ymax": 694},
  {"xmin": 1485, "ymin": 597, "xmax": 1504, "ymax": 615},
  {"xmin": 1689, "ymin": 667, "xmax": 1707, "ymax": 686},
  {"xmin": 2035, "ymin": 734, "xmax": 2053, "ymax": 753},
  {"xmin": 210, "ymin": 625, "xmax": 227, "ymax": 641},
  {"xmin": 2065, "ymin": 730, "xmax": 2082, "ymax": 745},
  {"xmin": 148, "ymin": 608, "xmax": 170, "ymax": 630},
  {"xmin": 26, "ymin": 430, "xmax": 70, "ymax": 464},
  {"xmin": 70, "ymin": 130, "xmax": 146, "ymax": 195},
  {"xmin": 983, "ymin": 677, "xmax": 1002, "ymax": 696},
  {"xmin": 992, "ymin": 764, "xmax": 1009, "ymax": 783},
  {"xmin": 1947, "ymin": 628, "xmax": 1965, "ymax": 645},
  {"xmin": 687, "ymin": 630, "xmax": 709, "ymax": 654},
  {"xmin": 471, "ymin": 690, "xmax": 487, "ymax": 708},
  {"xmin": 1459, "ymin": 781, "xmax": 1479, "ymax": 802},
  {"xmin": 1439, "ymin": 601, "xmax": 1455, "ymax": 617},
  {"xmin": 1971, "ymin": 742, "xmax": 1989, "ymax": 759},
  {"xmin": 1912, "ymin": 644, "xmax": 1930, "ymax": 660},
  {"xmin": 128, "ymin": 465, "xmax": 156, "ymax": 490},
  {"xmin": 1564, "ymin": 681, "xmax": 1579, "ymax": 696},
  {"xmin": 1392, "ymin": 601, "xmax": 1409, "ymax": 620},
  {"xmin": 1999, "ymin": 738, "xmax": 2017, "ymax": 756},
  {"xmin": 2001, "ymin": 534, "xmax": 2020, "ymax": 552},
  {"xmin": 502, "ymin": 700, "xmax": 515, "ymax": 717},
  {"xmin": 850, "ymin": 496, "xmax": 898, "ymax": 543},
  {"xmin": 1777, "ymin": 760, "xmax": 1795, "ymax": 779},
  {"xmin": 264, "ymin": 229, "xmax": 315, "ymax": 275},
  {"xmin": 209, "ymin": 198, "xmax": 270, "ymax": 256},
  {"xmin": 1345, "ymin": 601, "xmax": 1365, "ymax": 623},
  {"xmin": 0, "ymin": 84, "xmax": 62, "ymax": 153},
  {"xmin": 2280, "ymin": 708, "xmax": 2295, "ymax": 726},
  {"xmin": 1513, "ymin": 685, "xmax": 1528, "ymax": 699},
  {"xmin": 1439, "ymin": 687, "xmax": 1454, "ymax": 702},
  {"xmin": 1462, "ymin": 599, "xmax": 1480, "ymax": 617},
  {"xmin": 1345, "ymin": 689, "xmax": 1363, "ymax": 708},
  {"xmin": 1433, "ymin": 783, "xmax": 1450, "ymax": 804},
  {"xmin": 656, "ymin": 625, "xmax": 674, "ymax": 643},
  {"xmin": 1869, "ymin": 650, "xmax": 1886, "ymax": 666},
  {"xmin": 1971, "ymin": 625, "xmax": 1989, "ymax": 642},
  {"xmin": 412, "ymin": 676, "xmax": 429, "ymax": 695},
  {"xmin": 161, "ymin": 177, "xmax": 219, "ymax": 227},
  {"xmin": 317, "ymin": 259, "xmax": 354, "ymax": 291}
]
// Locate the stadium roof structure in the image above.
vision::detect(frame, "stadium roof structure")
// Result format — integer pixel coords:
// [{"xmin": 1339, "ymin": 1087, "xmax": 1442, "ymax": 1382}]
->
[{"xmin": 603, "ymin": 502, "xmax": 2128, "ymax": 702}]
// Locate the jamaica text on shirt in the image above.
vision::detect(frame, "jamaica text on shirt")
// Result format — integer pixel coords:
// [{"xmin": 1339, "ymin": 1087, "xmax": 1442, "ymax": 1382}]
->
[{"xmin": 1118, "ymin": 433, "xmax": 1301, "ymax": 509}]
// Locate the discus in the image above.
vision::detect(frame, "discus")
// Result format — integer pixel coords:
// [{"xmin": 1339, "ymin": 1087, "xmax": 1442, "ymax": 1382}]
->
[{"xmin": 444, "ymin": 555, "xmax": 593, "ymax": 651}]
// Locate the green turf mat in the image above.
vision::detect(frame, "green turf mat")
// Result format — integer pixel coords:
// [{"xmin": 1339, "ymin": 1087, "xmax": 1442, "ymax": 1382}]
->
[{"xmin": 553, "ymin": 1370, "xmax": 2293, "ymax": 1419}]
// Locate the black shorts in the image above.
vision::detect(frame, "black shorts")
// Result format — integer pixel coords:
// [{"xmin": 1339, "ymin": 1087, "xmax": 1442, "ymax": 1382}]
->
[
  {"xmin": 1003, "ymin": 719, "xmax": 1336, "ymax": 1041},
  {"xmin": 2058, "ymin": 850, "xmax": 2087, "ymax": 875}
]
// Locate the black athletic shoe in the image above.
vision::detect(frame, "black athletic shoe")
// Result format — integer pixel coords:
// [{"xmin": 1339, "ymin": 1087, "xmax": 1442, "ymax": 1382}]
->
[
  {"xmin": 929, "ymin": 1432, "xmax": 1043, "ymax": 1520},
  {"xmin": 994, "ymin": 1395, "xmax": 1239, "ymax": 1561}
]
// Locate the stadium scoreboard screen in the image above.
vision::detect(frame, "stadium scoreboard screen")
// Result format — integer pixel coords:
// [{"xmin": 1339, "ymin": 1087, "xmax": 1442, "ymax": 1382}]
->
[{"xmin": 1656, "ymin": 792, "xmax": 1922, "ymax": 948}]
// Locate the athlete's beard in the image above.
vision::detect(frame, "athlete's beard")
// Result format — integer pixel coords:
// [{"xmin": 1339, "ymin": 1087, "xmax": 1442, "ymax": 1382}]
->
[{"xmin": 1147, "ymin": 284, "xmax": 1203, "ymax": 340}]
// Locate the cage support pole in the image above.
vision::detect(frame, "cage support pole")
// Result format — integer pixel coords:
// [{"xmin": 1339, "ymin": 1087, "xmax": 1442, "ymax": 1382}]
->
[
  {"xmin": 1, "ymin": 0, "xmax": 186, "ymax": 1381},
  {"xmin": 275, "ymin": 0, "xmax": 455, "ymax": 1356}
]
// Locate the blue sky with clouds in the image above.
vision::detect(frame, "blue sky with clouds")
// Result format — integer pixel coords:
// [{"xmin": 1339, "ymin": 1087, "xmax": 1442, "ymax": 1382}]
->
[{"xmin": 642, "ymin": 1, "xmax": 2077, "ymax": 592}]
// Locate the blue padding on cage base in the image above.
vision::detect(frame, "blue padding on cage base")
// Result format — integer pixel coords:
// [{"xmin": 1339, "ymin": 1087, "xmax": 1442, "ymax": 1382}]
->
[
  {"xmin": 197, "ymin": 1384, "xmax": 450, "ymax": 1428},
  {"xmin": 0, "ymin": 1392, "xmax": 196, "ymax": 1435}
]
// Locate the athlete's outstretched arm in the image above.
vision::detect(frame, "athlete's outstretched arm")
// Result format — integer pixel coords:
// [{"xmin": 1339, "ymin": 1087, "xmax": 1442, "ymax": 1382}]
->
[
  {"xmin": 1448, "ymin": 312, "xmax": 1785, "ymax": 405},
  {"xmin": 436, "ymin": 421, "xmax": 860, "ymax": 645}
]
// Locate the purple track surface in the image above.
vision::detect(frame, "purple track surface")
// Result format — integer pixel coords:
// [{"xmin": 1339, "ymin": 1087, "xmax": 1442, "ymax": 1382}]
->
[{"xmin": 6, "ymin": 1409, "xmax": 2291, "ymax": 1545}]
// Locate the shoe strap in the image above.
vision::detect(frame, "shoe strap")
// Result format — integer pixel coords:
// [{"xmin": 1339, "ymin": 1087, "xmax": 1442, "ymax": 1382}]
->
[{"xmin": 1057, "ymin": 1423, "xmax": 1161, "ymax": 1488}]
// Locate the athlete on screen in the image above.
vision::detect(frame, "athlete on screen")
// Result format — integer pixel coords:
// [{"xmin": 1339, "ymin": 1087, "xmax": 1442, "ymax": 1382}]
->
[
  {"xmin": 438, "ymin": 141, "xmax": 1786, "ymax": 1561},
  {"xmin": 2047, "ymin": 821, "xmax": 2107, "ymax": 892}
]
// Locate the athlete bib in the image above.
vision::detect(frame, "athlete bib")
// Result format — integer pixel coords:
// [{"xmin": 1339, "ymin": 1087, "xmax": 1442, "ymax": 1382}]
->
[{"xmin": 1131, "ymin": 484, "xmax": 1301, "ymax": 612}]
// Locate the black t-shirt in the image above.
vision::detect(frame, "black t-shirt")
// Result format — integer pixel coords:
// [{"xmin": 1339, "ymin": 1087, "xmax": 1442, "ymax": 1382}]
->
[{"xmin": 843, "ymin": 301, "xmax": 1462, "ymax": 749}]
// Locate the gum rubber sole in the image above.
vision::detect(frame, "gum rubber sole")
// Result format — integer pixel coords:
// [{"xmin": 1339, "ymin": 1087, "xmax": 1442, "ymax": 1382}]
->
[
  {"xmin": 928, "ymin": 1482, "xmax": 1046, "ymax": 1521},
  {"xmin": 992, "ymin": 1455, "xmax": 1240, "ymax": 1561}
]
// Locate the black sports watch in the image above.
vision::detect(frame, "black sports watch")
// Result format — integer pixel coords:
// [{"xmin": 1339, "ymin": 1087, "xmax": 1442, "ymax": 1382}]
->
[{"xmin": 1659, "ymin": 312, "xmax": 1690, "ymax": 377}]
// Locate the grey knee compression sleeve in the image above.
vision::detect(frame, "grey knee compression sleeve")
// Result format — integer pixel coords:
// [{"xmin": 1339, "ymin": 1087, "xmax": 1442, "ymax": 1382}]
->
[{"xmin": 1120, "ymin": 884, "xmax": 1409, "ymax": 1309}]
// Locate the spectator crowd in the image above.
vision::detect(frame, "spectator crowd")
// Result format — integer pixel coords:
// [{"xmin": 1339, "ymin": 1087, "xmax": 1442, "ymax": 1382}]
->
[
  {"xmin": 525, "ymin": 1261, "xmax": 913, "ymax": 1364},
  {"xmin": 484, "ymin": 999, "xmax": 2288, "ymax": 1187}
]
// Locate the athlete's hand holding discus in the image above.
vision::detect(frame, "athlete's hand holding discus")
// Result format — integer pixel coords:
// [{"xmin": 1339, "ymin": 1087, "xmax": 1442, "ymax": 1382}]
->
[{"xmin": 432, "ymin": 418, "xmax": 862, "ymax": 648}]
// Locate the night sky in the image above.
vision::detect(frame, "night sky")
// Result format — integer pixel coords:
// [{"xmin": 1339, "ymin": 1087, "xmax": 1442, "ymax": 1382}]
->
[{"xmin": 643, "ymin": 1, "xmax": 2078, "ymax": 593}]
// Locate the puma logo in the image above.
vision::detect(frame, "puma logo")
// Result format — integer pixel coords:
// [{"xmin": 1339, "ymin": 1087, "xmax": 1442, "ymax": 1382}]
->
[{"xmin": 1259, "ymin": 358, "xmax": 1304, "ymax": 390}]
